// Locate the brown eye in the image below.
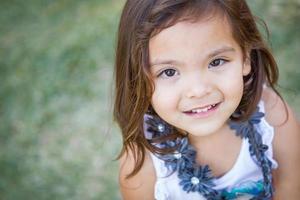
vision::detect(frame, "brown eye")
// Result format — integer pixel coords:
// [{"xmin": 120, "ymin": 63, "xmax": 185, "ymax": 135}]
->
[
  {"xmin": 209, "ymin": 58, "xmax": 227, "ymax": 68},
  {"xmin": 164, "ymin": 69, "xmax": 176, "ymax": 76},
  {"xmin": 158, "ymin": 68, "xmax": 178, "ymax": 78}
]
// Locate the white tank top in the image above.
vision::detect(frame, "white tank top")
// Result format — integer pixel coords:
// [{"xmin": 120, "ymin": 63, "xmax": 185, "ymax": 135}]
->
[{"xmin": 145, "ymin": 101, "xmax": 278, "ymax": 200}]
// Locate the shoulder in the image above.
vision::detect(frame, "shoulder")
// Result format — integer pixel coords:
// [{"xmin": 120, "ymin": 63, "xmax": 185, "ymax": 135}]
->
[
  {"xmin": 119, "ymin": 147, "xmax": 156, "ymax": 200},
  {"xmin": 262, "ymin": 87, "xmax": 291, "ymax": 126},
  {"xmin": 262, "ymin": 87, "xmax": 300, "ymax": 197},
  {"xmin": 261, "ymin": 87, "xmax": 300, "ymax": 152}
]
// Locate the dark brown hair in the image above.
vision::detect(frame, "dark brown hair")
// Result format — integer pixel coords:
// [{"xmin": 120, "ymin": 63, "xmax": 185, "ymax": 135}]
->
[{"xmin": 114, "ymin": 0, "xmax": 280, "ymax": 178}]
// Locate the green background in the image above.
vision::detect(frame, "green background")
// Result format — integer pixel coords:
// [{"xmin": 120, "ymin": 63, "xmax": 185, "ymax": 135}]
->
[{"xmin": 0, "ymin": 0, "xmax": 299, "ymax": 199}]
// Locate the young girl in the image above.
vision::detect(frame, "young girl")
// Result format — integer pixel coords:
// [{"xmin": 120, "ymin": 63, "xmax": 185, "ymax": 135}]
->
[{"xmin": 114, "ymin": 0, "xmax": 300, "ymax": 199}]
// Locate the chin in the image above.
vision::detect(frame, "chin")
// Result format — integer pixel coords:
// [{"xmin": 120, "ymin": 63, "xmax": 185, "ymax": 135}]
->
[{"xmin": 185, "ymin": 120, "xmax": 227, "ymax": 137}]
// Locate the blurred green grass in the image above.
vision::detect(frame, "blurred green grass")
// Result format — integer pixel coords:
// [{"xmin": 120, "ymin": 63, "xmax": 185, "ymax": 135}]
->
[
  {"xmin": 1, "ymin": 0, "xmax": 123, "ymax": 199},
  {"xmin": 249, "ymin": 0, "xmax": 300, "ymax": 116},
  {"xmin": 0, "ymin": 0, "xmax": 299, "ymax": 200}
]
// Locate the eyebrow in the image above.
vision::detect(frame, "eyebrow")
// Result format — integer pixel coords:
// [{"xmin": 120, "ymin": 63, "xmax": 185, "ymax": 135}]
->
[{"xmin": 150, "ymin": 46, "xmax": 236, "ymax": 66}]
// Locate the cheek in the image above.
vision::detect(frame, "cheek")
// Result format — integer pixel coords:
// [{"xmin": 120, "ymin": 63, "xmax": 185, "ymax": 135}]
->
[
  {"xmin": 217, "ymin": 66, "xmax": 244, "ymax": 98},
  {"xmin": 151, "ymin": 82, "xmax": 178, "ymax": 112}
]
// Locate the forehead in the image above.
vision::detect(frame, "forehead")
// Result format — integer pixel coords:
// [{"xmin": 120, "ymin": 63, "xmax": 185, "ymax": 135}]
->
[{"xmin": 149, "ymin": 15, "xmax": 240, "ymax": 65}]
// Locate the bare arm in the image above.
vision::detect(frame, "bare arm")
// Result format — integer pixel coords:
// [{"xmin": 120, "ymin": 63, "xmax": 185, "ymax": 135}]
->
[
  {"xmin": 262, "ymin": 88, "xmax": 300, "ymax": 199},
  {"xmin": 119, "ymin": 148, "xmax": 156, "ymax": 200}
]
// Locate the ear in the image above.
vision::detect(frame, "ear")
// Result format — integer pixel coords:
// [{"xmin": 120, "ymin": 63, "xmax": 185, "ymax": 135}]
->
[{"xmin": 242, "ymin": 54, "xmax": 251, "ymax": 76}]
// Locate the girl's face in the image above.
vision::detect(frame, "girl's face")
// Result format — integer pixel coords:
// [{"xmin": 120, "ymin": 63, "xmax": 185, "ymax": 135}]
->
[{"xmin": 149, "ymin": 15, "xmax": 251, "ymax": 138}]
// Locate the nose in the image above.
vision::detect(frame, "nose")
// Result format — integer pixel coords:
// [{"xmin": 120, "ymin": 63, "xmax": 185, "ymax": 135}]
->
[{"xmin": 184, "ymin": 72, "xmax": 212, "ymax": 99}]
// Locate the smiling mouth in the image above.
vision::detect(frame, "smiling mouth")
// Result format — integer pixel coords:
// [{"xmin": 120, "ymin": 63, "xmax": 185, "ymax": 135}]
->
[{"xmin": 184, "ymin": 102, "xmax": 221, "ymax": 114}]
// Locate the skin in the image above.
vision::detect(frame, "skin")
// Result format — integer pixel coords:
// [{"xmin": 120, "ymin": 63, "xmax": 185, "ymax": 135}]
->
[
  {"xmin": 119, "ymin": 14, "xmax": 300, "ymax": 200},
  {"xmin": 149, "ymin": 17, "xmax": 250, "ymax": 141}
]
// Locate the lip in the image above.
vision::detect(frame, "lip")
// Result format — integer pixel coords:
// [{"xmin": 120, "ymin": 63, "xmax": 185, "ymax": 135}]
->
[{"xmin": 183, "ymin": 102, "xmax": 221, "ymax": 118}]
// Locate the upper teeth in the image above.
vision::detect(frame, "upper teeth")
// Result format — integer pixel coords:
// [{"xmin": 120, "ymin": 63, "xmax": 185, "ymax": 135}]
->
[{"xmin": 191, "ymin": 104, "xmax": 216, "ymax": 113}]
